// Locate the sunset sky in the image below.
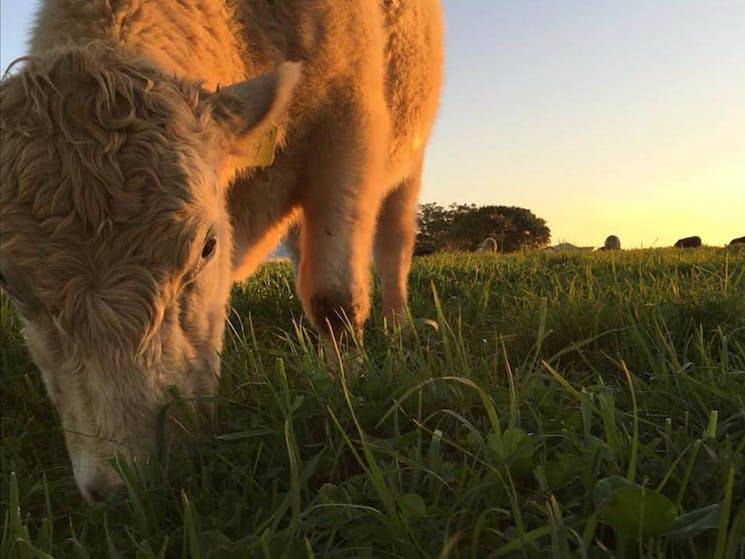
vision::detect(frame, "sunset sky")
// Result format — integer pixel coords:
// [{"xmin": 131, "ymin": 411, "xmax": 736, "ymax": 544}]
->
[{"xmin": 2, "ymin": 1, "xmax": 743, "ymax": 248}]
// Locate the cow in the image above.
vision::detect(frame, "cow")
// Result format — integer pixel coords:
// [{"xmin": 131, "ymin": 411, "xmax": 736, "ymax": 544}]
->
[
  {"xmin": 728, "ymin": 236, "xmax": 745, "ymax": 247},
  {"xmin": 600, "ymin": 235, "xmax": 621, "ymax": 251},
  {"xmin": 0, "ymin": 0, "xmax": 443, "ymax": 503},
  {"xmin": 476, "ymin": 237, "xmax": 498, "ymax": 253},
  {"xmin": 674, "ymin": 236, "xmax": 702, "ymax": 248},
  {"xmin": 550, "ymin": 243, "xmax": 594, "ymax": 252}
]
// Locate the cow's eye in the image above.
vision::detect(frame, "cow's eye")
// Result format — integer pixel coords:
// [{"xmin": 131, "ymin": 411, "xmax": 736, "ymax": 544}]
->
[{"xmin": 201, "ymin": 236, "xmax": 217, "ymax": 260}]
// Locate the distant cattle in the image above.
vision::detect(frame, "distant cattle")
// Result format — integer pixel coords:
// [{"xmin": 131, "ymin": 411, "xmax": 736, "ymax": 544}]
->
[
  {"xmin": 728, "ymin": 236, "xmax": 745, "ymax": 247},
  {"xmin": 476, "ymin": 237, "xmax": 498, "ymax": 253},
  {"xmin": 674, "ymin": 236, "xmax": 702, "ymax": 248},
  {"xmin": 598, "ymin": 235, "xmax": 621, "ymax": 251},
  {"xmin": 550, "ymin": 243, "xmax": 594, "ymax": 252}
]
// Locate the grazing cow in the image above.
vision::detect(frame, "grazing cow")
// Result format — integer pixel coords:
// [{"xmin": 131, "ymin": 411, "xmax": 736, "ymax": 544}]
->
[
  {"xmin": 729, "ymin": 236, "xmax": 745, "ymax": 247},
  {"xmin": 602, "ymin": 235, "xmax": 621, "ymax": 251},
  {"xmin": 0, "ymin": 0, "xmax": 443, "ymax": 503},
  {"xmin": 476, "ymin": 237, "xmax": 498, "ymax": 253},
  {"xmin": 674, "ymin": 236, "xmax": 702, "ymax": 248},
  {"xmin": 550, "ymin": 243, "xmax": 594, "ymax": 252}
]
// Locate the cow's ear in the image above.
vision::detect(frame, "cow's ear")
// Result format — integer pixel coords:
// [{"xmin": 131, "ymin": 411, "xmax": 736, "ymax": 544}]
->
[{"xmin": 206, "ymin": 62, "xmax": 301, "ymax": 180}]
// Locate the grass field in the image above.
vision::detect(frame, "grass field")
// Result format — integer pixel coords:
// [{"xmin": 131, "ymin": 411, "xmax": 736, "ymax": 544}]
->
[{"xmin": 2, "ymin": 248, "xmax": 744, "ymax": 558}]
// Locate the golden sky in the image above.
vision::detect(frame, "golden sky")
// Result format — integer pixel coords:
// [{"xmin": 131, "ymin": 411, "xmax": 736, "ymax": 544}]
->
[{"xmin": 423, "ymin": 1, "xmax": 745, "ymax": 247}]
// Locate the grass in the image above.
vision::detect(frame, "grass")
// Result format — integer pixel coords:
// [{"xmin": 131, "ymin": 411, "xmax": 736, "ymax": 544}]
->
[{"xmin": 1, "ymin": 248, "xmax": 744, "ymax": 558}]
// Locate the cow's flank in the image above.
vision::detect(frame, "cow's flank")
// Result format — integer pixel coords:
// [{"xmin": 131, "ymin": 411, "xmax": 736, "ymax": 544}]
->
[
  {"xmin": 0, "ymin": 0, "xmax": 443, "ymax": 502},
  {"xmin": 674, "ymin": 236, "xmax": 702, "ymax": 248}
]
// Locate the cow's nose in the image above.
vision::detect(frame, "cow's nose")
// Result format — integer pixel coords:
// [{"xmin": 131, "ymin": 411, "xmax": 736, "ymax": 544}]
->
[
  {"xmin": 83, "ymin": 484, "xmax": 106, "ymax": 505},
  {"xmin": 81, "ymin": 478, "xmax": 123, "ymax": 505},
  {"xmin": 73, "ymin": 450, "xmax": 126, "ymax": 504}
]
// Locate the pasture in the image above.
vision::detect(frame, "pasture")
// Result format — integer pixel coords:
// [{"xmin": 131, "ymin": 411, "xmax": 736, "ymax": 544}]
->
[{"xmin": 2, "ymin": 248, "xmax": 744, "ymax": 557}]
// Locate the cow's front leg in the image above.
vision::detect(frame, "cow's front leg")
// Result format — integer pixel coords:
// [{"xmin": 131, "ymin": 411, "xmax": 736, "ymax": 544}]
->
[
  {"xmin": 295, "ymin": 106, "xmax": 387, "ymax": 340},
  {"xmin": 374, "ymin": 158, "xmax": 423, "ymax": 325}
]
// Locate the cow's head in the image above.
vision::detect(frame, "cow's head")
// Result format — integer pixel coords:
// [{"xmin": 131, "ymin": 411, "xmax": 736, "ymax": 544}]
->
[{"xmin": 0, "ymin": 44, "xmax": 299, "ymax": 503}]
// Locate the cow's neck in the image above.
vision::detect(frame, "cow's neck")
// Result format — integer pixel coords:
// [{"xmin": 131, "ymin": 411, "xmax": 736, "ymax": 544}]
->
[{"xmin": 30, "ymin": 0, "xmax": 254, "ymax": 90}]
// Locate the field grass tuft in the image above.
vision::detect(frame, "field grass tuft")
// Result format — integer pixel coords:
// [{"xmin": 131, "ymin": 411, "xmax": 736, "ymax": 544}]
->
[{"xmin": 2, "ymin": 248, "xmax": 744, "ymax": 557}]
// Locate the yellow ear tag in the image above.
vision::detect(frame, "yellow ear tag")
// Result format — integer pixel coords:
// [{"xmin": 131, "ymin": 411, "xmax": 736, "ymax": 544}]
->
[{"xmin": 249, "ymin": 123, "xmax": 279, "ymax": 167}]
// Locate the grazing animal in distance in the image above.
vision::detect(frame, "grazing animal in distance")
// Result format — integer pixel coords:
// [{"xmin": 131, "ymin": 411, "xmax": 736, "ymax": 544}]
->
[
  {"xmin": 601, "ymin": 235, "xmax": 621, "ymax": 251},
  {"xmin": 728, "ymin": 236, "xmax": 745, "ymax": 247},
  {"xmin": 0, "ymin": 0, "xmax": 443, "ymax": 503},
  {"xmin": 674, "ymin": 236, "xmax": 702, "ymax": 248},
  {"xmin": 550, "ymin": 243, "xmax": 594, "ymax": 252},
  {"xmin": 476, "ymin": 237, "xmax": 498, "ymax": 253}
]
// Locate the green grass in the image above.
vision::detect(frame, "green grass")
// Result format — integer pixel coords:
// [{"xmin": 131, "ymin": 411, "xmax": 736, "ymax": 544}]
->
[{"xmin": 2, "ymin": 248, "xmax": 744, "ymax": 558}]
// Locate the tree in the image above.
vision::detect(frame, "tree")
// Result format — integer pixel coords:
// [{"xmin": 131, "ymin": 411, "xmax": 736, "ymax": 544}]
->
[
  {"xmin": 414, "ymin": 203, "xmax": 450, "ymax": 255},
  {"xmin": 415, "ymin": 203, "xmax": 550, "ymax": 253}
]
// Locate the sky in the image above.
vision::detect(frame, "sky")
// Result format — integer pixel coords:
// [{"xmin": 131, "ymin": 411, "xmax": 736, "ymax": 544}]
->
[{"xmin": 2, "ymin": 1, "xmax": 744, "ymax": 248}]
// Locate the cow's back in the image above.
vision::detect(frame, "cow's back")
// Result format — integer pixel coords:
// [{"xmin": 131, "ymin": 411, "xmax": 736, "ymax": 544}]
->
[
  {"xmin": 29, "ymin": 0, "xmax": 442, "ymax": 192},
  {"xmin": 243, "ymin": 0, "xmax": 443, "ymax": 186},
  {"xmin": 30, "ymin": 1, "xmax": 442, "ymax": 149},
  {"xmin": 381, "ymin": 0, "xmax": 444, "ymax": 184}
]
